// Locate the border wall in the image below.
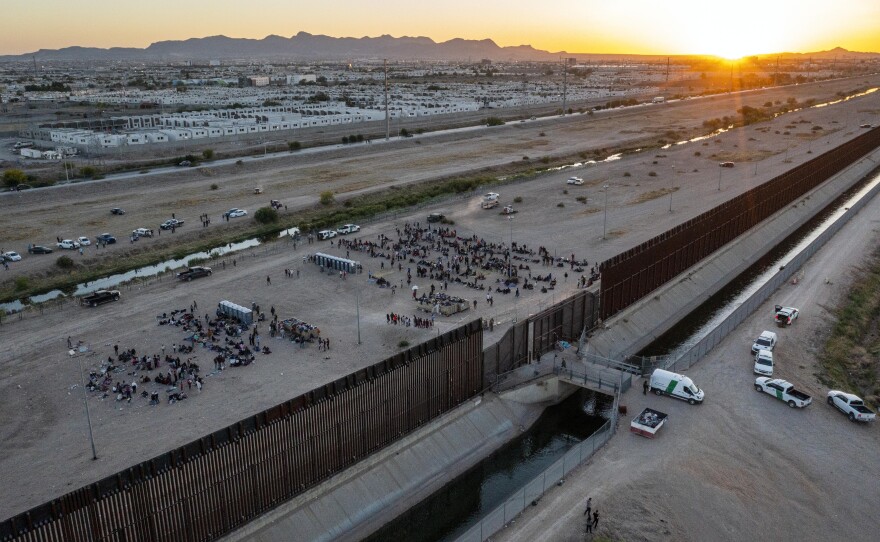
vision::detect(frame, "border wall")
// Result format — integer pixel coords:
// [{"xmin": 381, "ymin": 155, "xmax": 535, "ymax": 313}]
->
[
  {"xmin": 599, "ymin": 126, "xmax": 880, "ymax": 320},
  {"xmin": 0, "ymin": 321, "xmax": 483, "ymax": 542}
]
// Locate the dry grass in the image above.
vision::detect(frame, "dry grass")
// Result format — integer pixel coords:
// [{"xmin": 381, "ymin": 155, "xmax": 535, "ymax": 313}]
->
[
  {"xmin": 630, "ymin": 187, "xmax": 678, "ymax": 204},
  {"xmin": 819, "ymin": 248, "xmax": 880, "ymax": 407}
]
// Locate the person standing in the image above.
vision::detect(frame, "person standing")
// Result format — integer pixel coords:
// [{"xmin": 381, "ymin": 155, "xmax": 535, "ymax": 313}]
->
[
  {"xmin": 592, "ymin": 510, "xmax": 599, "ymax": 530},
  {"xmin": 643, "ymin": 379, "xmax": 649, "ymax": 395},
  {"xmin": 583, "ymin": 497, "xmax": 592, "ymax": 517}
]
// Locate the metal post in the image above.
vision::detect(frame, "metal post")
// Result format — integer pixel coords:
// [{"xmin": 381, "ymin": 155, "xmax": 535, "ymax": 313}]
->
[
  {"xmin": 561, "ymin": 58, "xmax": 568, "ymax": 116},
  {"xmin": 384, "ymin": 59, "xmax": 389, "ymax": 141},
  {"xmin": 669, "ymin": 165, "xmax": 675, "ymax": 212},
  {"xmin": 602, "ymin": 183, "xmax": 609, "ymax": 239},
  {"xmin": 507, "ymin": 216, "xmax": 513, "ymax": 278},
  {"xmin": 356, "ymin": 294, "xmax": 361, "ymax": 345},
  {"xmin": 718, "ymin": 167, "xmax": 722, "ymax": 191},
  {"xmin": 76, "ymin": 354, "xmax": 98, "ymax": 460}
]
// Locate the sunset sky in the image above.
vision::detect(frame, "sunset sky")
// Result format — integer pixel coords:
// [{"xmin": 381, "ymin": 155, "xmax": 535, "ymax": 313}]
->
[{"xmin": 1, "ymin": 0, "xmax": 878, "ymax": 58}]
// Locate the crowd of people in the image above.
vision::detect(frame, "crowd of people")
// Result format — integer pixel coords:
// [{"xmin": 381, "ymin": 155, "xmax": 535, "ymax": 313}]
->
[{"xmin": 386, "ymin": 312, "xmax": 434, "ymax": 328}]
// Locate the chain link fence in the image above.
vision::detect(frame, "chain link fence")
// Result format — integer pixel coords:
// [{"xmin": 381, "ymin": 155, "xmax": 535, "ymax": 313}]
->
[
  {"xmin": 455, "ymin": 415, "xmax": 617, "ymax": 542},
  {"xmin": 662, "ymin": 170, "xmax": 880, "ymax": 374}
]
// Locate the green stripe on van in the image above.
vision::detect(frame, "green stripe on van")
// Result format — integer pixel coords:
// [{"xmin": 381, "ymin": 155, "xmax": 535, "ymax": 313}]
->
[{"xmin": 666, "ymin": 380, "xmax": 678, "ymax": 394}]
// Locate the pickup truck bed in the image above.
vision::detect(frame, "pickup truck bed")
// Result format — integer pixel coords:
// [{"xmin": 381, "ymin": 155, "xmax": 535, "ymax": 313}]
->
[{"xmin": 630, "ymin": 408, "xmax": 668, "ymax": 438}]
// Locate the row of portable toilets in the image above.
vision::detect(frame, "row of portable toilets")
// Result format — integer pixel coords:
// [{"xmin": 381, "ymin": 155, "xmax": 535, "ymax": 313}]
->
[{"xmin": 313, "ymin": 252, "xmax": 362, "ymax": 274}]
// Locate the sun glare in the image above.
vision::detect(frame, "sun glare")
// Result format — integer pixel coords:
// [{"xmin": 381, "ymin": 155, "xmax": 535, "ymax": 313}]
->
[{"xmin": 670, "ymin": 2, "xmax": 792, "ymax": 58}]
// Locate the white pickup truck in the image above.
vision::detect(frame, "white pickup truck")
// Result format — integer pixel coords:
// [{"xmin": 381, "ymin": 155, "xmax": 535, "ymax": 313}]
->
[
  {"xmin": 827, "ymin": 391, "xmax": 876, "ymax": 422},
  {"xmin": 755, "ymin": 378, "xmax": 812, "ymax": 408}
]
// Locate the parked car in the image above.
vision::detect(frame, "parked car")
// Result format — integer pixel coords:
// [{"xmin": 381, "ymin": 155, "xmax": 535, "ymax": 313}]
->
[
  {"xmin": 318, "ymin": 230, "xmax": 337, "ymax": 240},
  {"xmin": 774, "ymin": 306, "xmax": 799, "ymax": 326},
  {"xmin": 751, "ymin": 330, "xmax": 778, "ymax": 353},
  {"xmin": 81, "ymin": 290, "xmax": 121, "ymax": 307},
  {"xmin": 427, "ymin": 212, "xmax": 445, "ymax": 223},
  {"xmin": 483, "ymin": 192, "xmax": 500, "ymax": 201},
  {"xmin": 110, "ymin": 208, "xmax": 125, "ymax": 215},
  {"xmin": 827, "ymin": 391, "xmax": 876, "ymax": 422},
  {"xmin": 567, "ymin": 176, "xmax": 584, "ymax": 185},
  {"xmin": 337, "ymin": 224, "xmax": 360, "ymax": 235},
  {"xmin": 77, "ymin": 236, "xmax": 91, "ymax": 246},
  {"xmin": 177, "ymin": 266, "xmax": 213, "ymax": 281},
  {"xmin": 480, "ymin": 199, "xmax": 499, "ymax": 209},
  {"xmin": 160, "ymin": 219, "xmax": 184, "ymax": 230},
  {"xmin": 2, "ymin": 251, "xmax": 22, "ymax": 262},
  {"xmin": 223, "ymin": 208, "xmax": 248, "ymax": 219},
  {"xmin": 57, "ymin": 239, "xmax": 81, "ymax": 250},
  {"xmin": 649, "ymin": 369, "xmax": 705, "ymax": 405},
  {"xmin": 27, "ymin": 244, "xmax": 53, "ymax": 254},
  {"xmin": 719, "ymin": 161, "xmax": 735, "ymax": 168},
  {"xmin": 502, "ymin": 205, "xmax": 515, "ymax": 215},
  {"xmin": 754, "ymin": 349, "xmax": 774, "ymax": 376},
  {"xmin": 754, "ymin": 378, "xmax": 812, "ymax": 408},
  {"xmin": 178, "ymin": 160, "xmax": 192, "ymax": 167},
  {"xmin": 133, "ymin": 228, "xmax": 154, "ymax": 237},
  {"xmin": 860, "ymin": 124, "xmax": 872, "ymax": 129},
  {"xmin": 96, "ymin": 233, "xmax": 117, "ymax": 244}
]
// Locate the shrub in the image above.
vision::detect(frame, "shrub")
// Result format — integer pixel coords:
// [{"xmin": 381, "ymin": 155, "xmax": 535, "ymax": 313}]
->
[
  {"xmin": 694, "ymin": 151, "xmax": 701, "ymax": 156},
  {"xmin": 235, "ymin": 159, "xmax": 244, "ymax": 166},
  {"xmin": 623, "ymin": 172, "xmax": 631, "ymax": 177},
  {"xmin": 56, "ymin": 256, "xmax": 75, "ymax": 270},
  {"xmin": 2, "ymin": 169, "xmax": 27, "ymax": 188},
  {"xmin": 398, "ymin": 340, "xmax": 410, "ymax": 348},
  {"xmin": 210, "ymin": 183, "xmax": 219, "ymax": 190},
  {"xmin": 254, "ymin": 207, "xmax": 279, "ymax": 224},
  {"xmin": 486, "ymin": 116, "xmax": 505, "ymax": 126},
  {"xmin": 513, "ymin": 196, "xmax": 523, "ymax": 203},
  {"xmin": 557, "ymin": 202, "xmax": 565, "ymax": 207},
  {"xmin": 14, "ymin": 277, "xmax": 29, "ymax": 291},
  {"xmin": 576, "ymin": 196, "xmax": 587, "ymax": 203},
  {"xmin": 563, "ymin": 189, "xmax": 568, "ymax": 195},
  {"xmin": 288, "ymin": 141, "xmax": 301, "ymax": 151},
  {"xmin": 522, "ymin": 156, "xmax": 529, "ymax": 160},
  {"xmin": 79, "ymin": 166, "xmax": 98, "ymax": 178},
  {"xmin": 539, "ymin": 132, "xmax": 546, "ymax": 137},
  {"xmin": 202, "ymin": 149, "xmax": 214, "ymax": 160},
  {"xmin": 648, "ymin": 171, "xmax": 657, "ymax": 177},
  {"xmin": 342, "ymin": 136, "xmax": 349, "ymax": 144},
  {"xmin": 319, "ymin": 191, "xmax": 335, "ymax": 205},
  {"xmin": 540, "ymin": 157, "xmax": 550, "ymax": 164}
]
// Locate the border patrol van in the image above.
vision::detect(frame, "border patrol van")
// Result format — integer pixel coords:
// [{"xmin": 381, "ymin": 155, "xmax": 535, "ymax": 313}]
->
[{"xmin": 649, "ymin": 369, "xmax": 705, "ymax": 405}]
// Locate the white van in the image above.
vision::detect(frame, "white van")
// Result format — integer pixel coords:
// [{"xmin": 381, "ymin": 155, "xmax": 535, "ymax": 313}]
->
[
  {"xmin": 751, "ymin": 330, "xmax": 778, "ymax": 353},
  {"xmin": 649, "ymin": 369, "xmax": 704, "ymax": 405},
  {"xmin": 754, "ymin": 349, "xmax": 774, "ymax": 376}
]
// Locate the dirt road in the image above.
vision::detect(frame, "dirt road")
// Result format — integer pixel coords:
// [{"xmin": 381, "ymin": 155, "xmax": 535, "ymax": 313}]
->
[
  {"xmin": 0, "ymin": 78, "xmax": 879, "ymax": 521},
  {"xmin": 492, "ymin": 178, "xmax": 880, "ymax": 542}
]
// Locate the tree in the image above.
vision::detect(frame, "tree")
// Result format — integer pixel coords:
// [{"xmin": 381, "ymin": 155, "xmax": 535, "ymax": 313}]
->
[
  {"xmin": 319, "ymin": 191, "xmax": 335, "ymax": 205},
  {"xmin": 254, "ymin": 207, "xmax": 279, "ymax": 224},
  {"xmin": 2, "ymin": 169, "xmax": 27, "ymax": 188},
  {"xmin": 202, "ymin": 149, "xmax": 214, "ymax": 160},
  {"xmin": 79, "ymin": 166, "xmax": 98, "ymax": 178},
  {"xmin": 288, "ymin": 141, "xmax": 301, "ymax": 151}
]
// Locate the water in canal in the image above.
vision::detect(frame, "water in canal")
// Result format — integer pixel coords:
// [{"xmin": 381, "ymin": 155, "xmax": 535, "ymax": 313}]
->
[{"xmin": 364, "ymin": 388, "xmax": 612, "ymax": 542}]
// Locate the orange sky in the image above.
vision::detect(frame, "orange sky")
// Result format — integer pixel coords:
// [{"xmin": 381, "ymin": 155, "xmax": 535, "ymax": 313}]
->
[{"xmin": 1, "ymin": 0, "xmax": 878, "ymax": 57}]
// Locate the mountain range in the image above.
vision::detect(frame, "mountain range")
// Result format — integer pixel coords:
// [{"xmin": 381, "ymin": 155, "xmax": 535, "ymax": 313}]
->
[{"xmin": 1, "ymin": 33, "xmax": 878, "ymax": 63}]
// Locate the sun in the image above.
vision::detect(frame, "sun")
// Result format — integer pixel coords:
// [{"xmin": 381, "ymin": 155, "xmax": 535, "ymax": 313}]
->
[{"xmin": 670, "ymin": 2, "xmax": 793, "ymax": 58}]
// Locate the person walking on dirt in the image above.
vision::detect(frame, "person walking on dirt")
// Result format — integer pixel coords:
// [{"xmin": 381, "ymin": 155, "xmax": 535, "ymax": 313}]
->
[
  {"xmin": 583, "ymin": 497, "xmax": 591, "ymax": 516},
  {"xmin": 643, "ymin": 380, "xmax": 649, "ymax": 395},
  {"xmin": 592, "ymin": 510, "xmax": 599, "ymax": 530}
]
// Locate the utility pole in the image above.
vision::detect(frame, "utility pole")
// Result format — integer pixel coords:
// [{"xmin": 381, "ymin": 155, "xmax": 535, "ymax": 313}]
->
[
  {"xmin": 384, "ymin": 59, "xmax": 389, "ymax": 141},
  {"xmin": 669, "ymin": 165, "xmax": 675, "ymax": 212},
  {"xmin": 356, "ymin": 294, "xmax": 361, "ymax": 345},
  {"xmin": 602, "ymin": 184, "xmax": 610, "ymax": 239},
  {"xmin": 561, "ymin": 58, "xmax": 568, "ymax": 116},
  {"xmin": 666, "ymin": 57, "xmax": 670, "ymax": 83}
]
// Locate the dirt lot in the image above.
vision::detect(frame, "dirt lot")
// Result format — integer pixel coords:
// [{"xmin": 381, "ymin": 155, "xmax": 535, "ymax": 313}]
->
[
  {"xmin": 493, "ymin": 187, "xmax": 880, "ymax": 541},
  {"xmin": 0, "ymin": 77, "xmax": 879, "ymax": 521}
]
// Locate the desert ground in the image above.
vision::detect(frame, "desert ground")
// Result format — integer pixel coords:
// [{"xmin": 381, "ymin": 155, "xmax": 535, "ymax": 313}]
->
[{"xmin": 1, "ymin": 76, "xmax": 879, "ymax": 525}]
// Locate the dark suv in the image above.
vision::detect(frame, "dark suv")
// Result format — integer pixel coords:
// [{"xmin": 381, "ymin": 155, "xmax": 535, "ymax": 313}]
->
[{"xmin": 427, "ymin": 213, "xmax": 445, "ymax": 223}]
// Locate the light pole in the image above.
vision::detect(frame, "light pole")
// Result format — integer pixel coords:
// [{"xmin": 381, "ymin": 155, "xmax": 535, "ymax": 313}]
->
[
  {"xmin": 669, "ymin": 165, "xmax": 675, "ymax": 212},
  {"xmin": 356, "ymin": 293, "xmax": 361, "ymax": 345},
  {"xmin": 718, "ymin": 166, "xmax": 723, "ymax": 191},
  {"xmin": 602, "ymin": 183, "xmax": 610, "ymax": 239},
  {"xmin": 76, "ymin": 354, "xmax": 98, "ymax": 460},
  {"xmin": 507, "ymin": 215, "xmax": 513, "ymax": 278}
]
